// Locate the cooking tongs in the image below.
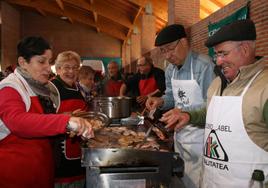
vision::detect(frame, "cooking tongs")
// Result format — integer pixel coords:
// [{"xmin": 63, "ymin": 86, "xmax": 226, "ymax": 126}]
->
[
  {"xmin": 143, "ymin": 109, "xmax": 156, "ymax": 138},
  {"xmin": 144, "ymin": 108, "xmax": 170, "ymax": 139}
]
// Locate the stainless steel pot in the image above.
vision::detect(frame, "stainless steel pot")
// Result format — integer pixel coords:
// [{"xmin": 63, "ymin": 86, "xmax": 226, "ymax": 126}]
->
[{"xmin": 92, "ymin": 97, "xmax": 132, "ymax": 119}]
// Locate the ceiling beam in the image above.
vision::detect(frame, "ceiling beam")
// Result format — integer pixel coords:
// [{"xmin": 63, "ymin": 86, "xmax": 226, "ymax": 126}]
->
[
  {"xmin": 123, "ymin": 0, "xmax": 147, "ymax": 45},
  {"xmin": 200, "ymin": 4, "xmax": 213, "ymax": 15},
  {"xmin": 93, "ymin": 11, "xmax": 98, "ymax": 22},
  {"xmin": 6, "ymin": 0, "xmax": 126, "ymax": 41},
  {"xmin": 67, "ymin": 16, "xmax": 74, "ymax": 23},
  {"xmin": 123, "ymin": 0, "xmax": 168, "ymax": 44},
  {"xmin": 127, "ymin": 0, "xmax": 168, "ymax": 20},
  {"xmin": 200, "ymin": 10, "xmax": 209, "ymax": 19},
  {"xmin": 126, "ymin": 0, "xmax": 167, "ymax": 29},
  {"xmin": 55, "ymin": 0, "xmax": 64, "ymax": 10},
  {"xmin": 64, "ymin": 7, "xmax": 126, "ymax": 40},
  {"xmin": 126, "ymin": 0, "xmax": 146, "ymax": 7},
  {"xmin": 132, "ymin": 7, "xmax": 143, "ymax": 28},
  {"xmin": 64, "ymin": 0, "xmax": 133, "ymax": 29},
  {"xmin": 151, "ymin": 0, "xmax": 168, "ymax": 22},
  {"xmin": 154, "ymin": 15, "xmax": 167, "ymax": 25},
  {"xmin": 124, "ymin": 6, "xmax": 143, "ymax": 45},
  {"xmin": 36, "ymin": 7, "xmax": 46, "ymax": 16},
  {"xmin": 92, "ymin": 11, "xmax": 99, "ymax": 34},
  {"xmin": 155, "ymin": 18, "xmax": 166, "ymax": 30},
  {"xmin": 5, "ymin": 0, "xmax": 169, "ymax": 42},
  {"xmin": 209, "ymin": 0, "xmax": 224, "ymax": 8}
]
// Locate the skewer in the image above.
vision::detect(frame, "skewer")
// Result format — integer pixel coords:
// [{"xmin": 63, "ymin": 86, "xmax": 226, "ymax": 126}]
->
[{"xmin": 141, "ymin": 107, "xmax": 147, "ymax": 116}]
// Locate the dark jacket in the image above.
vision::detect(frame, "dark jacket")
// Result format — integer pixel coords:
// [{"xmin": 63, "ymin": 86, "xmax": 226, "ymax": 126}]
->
[{"xmin": 125, "ymin": 66, "xmax": 166, "ymax": 97}]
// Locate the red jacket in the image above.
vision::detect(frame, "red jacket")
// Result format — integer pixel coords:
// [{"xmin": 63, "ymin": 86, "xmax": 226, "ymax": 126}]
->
[{"xmin": 0, "ymin": 73, "xmax": 69, "ymax": 188}]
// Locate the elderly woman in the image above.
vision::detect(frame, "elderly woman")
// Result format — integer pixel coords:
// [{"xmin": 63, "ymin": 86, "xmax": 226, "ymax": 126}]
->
[
  {"xmin": 51, "ymin": 51, "xmax": 88, "ymax": 188},
  {"xmin": 0, "ymin": 36, "xmax": 93, "ymax": 188}
]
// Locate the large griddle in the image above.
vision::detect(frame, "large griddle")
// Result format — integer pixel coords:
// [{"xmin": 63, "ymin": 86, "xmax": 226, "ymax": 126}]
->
[
  {"xmin": 79, "ymin": 109, "xmax": 185, "ymax": 187},
  {"xmin": 81, "ymin": 148, "xmax": 185, "ymax": 188}
]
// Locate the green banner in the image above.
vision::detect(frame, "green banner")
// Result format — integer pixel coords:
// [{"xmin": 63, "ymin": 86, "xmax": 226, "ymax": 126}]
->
[{"xmin": 208, "ymin": 5, "xmax": 249, "ymax": 57}]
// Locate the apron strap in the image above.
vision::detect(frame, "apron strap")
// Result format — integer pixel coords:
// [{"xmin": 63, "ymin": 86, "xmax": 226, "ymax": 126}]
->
[
  {"xmin": 241, "ymin": 69, "xmax": 263, "ymax": 97},
  {"xmin": 172, "ymin": 57, "xmax": 194, "ymax": 80},
  {"xmin": 172, "ymin": 67, "xmax": 176, "ymax": 78},
  {"xmin": 212, "ymin": 69, "xmax": 263, "ymax": 97},
  {"xmin": 190, "ymin": 58, "xmax": 194, "ymax": 80}
]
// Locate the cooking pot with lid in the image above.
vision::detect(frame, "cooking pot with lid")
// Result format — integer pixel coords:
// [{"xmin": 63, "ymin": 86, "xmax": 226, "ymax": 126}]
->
[{"xmin": 92, "ymin": 96, "xmax": 132, "ymax": 119}]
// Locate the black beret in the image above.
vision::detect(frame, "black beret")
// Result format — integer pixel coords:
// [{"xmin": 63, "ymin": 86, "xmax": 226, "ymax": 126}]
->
[
  {"xmin": 205, "ymin": 19, "xmax": 256, "ymax": 47},
  {"xmin": 155, "ymin": 24, "xmax": 186, "ymax": 46}
]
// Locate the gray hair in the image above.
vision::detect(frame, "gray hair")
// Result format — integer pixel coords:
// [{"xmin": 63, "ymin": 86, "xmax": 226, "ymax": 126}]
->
[{"xmin": 55, "ymin": 51, "xmax": 81, "ymax": 69}]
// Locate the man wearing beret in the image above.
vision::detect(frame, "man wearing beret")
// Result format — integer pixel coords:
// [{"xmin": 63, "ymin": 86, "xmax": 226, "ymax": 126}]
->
[
  {"xmin": 146, "ymin": 24, "xmax": 215, "ymax": 188},
  {"xmin": 164, "ymin": 19, "xmax": 268, "ymax": 187}
]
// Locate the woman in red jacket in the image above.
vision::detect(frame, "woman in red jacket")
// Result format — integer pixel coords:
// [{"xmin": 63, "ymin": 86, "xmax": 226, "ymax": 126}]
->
[{"xmin": 0, "ymin": 36, "xmax": 93, "ymax": 188}]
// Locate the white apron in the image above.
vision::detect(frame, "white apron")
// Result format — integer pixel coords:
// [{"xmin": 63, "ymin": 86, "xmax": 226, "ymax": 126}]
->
[
  {"xmin": 202, "ymin": 70, "xmax": 268, "ymax": 188},
  {"xmin": 172, "ymin": 59, "xmax": 204, "ymax": 188}
]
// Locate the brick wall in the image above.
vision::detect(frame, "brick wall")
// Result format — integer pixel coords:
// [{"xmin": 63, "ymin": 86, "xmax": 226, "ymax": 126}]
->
[
  {"xmin": 190, "ymin": 0, "xmax": 268, "ymax": 61},
  {"xmin": 169, "ymin": 0, "xmax": 200, "ymax": 27},
  {"xmin": 1, "ymin": 1, "xmax": 20, "ymax": 70},
  {"xmin": 21, "ymin": 11, "xmax": 122, "ymax": 59},
  {"xmin": 0, "ymin": 5, "xmax": 122, "ymax": 71}
]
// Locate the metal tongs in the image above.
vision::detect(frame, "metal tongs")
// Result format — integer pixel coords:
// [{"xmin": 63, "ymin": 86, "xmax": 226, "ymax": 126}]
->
[
  {"xmin": 144, "ymin": 108, "xmax": 171, "ymax": 140},
  {"xmin": 143, "ymin": 108, "xmax": 157, "ymax": 139}
]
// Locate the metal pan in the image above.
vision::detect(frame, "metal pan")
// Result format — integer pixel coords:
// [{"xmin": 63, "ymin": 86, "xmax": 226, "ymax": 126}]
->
[{"xmin": 72, "ymin": 111, "xmax": 109, "ymax": 127}]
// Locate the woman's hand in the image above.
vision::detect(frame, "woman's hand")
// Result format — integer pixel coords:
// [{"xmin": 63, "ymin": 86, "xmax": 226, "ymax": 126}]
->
[
  {"xmin": 67, "ymin": 116, "xmax": 94, "ymax": 139},
  {"xmin": 160, "ymin": 108, "xmax": 190, "ymax": 131}
]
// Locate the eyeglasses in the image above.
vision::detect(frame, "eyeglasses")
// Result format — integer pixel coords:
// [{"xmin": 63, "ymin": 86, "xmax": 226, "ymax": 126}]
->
[
  {"xmin": 213, "ymin": 43, "xmax": 242, "ymax": 61},
  {"xmin": 61, "ymin": 65, "xmax": 80, "ymax": 71},
  {"xmin": 160, "ymin": 40, "xmax": 180, "ymax": 54}
]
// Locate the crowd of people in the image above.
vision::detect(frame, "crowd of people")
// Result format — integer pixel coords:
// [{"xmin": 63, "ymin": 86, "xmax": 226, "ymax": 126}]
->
[
  {"xmin": 0, "ymin": 34, "xmax": 166, "ymax": 188},
  {"xmin": 0, "ymin": 37, "xmax": 93, "ymax": 188},
  {"xmin": 0, "ymin": 18, "xmax": 267, "ymax": 188}
]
